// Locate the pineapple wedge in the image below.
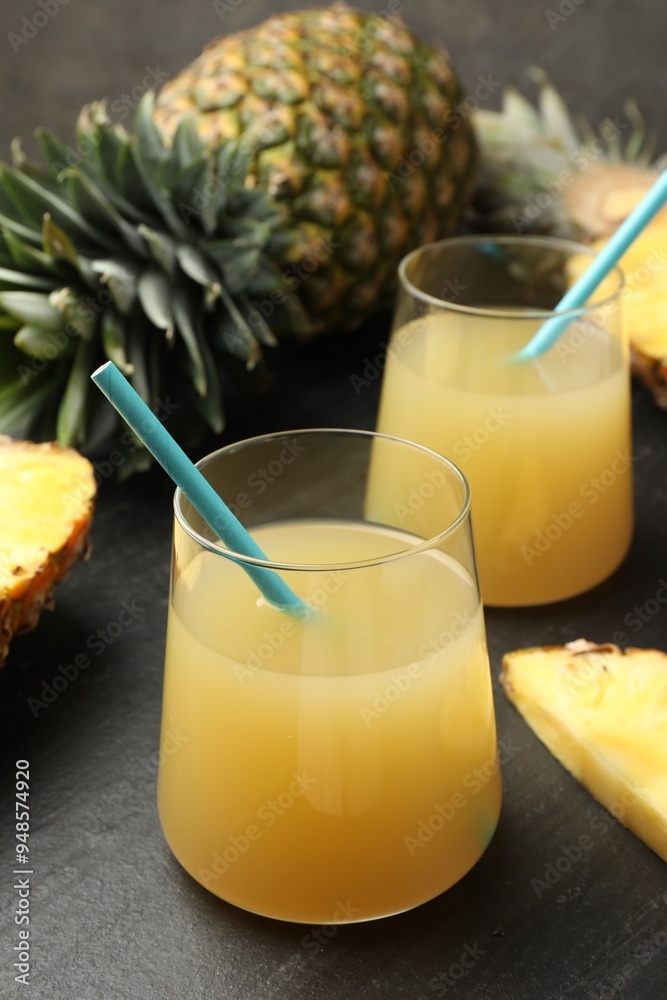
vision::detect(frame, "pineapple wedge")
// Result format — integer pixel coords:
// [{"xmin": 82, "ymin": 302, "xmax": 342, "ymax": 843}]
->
[
  {"xmin": 501, "ymin": 640, "xmax": 667, "ymax": 862},
  {"xmin": 0, "ymin": 437, "xmax": 96, "ymax": 666}
]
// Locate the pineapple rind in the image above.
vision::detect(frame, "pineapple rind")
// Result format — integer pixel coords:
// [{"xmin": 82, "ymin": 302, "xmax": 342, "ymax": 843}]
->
[
  {"xmin": 501, "ymin": 642, "xmax": 667, "ymax": 863},
  {"xmin": 0, "ymin": 437, "xmax": 96, "ymax": 666}
]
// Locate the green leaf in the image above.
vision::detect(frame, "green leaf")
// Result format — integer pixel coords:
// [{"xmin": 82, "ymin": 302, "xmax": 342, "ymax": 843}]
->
[
  {"xmin": 138, "ymin": 224, "xmax": 177, "ymax": 275},
  {"xmin": 0, "ymin": 268, "xmax": 55, "ymax": 292},
  {"xmin": 204, "ymin": 240, "xmax": 261, "ymax": 294},
  {"xmin": 0, "ymin": 290, "xmax": 64, "ymax": 331},
  {"xmin": 42, "ymin": 214, "xmax": 80, "ymax": 267},
  {"xmin": 90, "ymin": 259, "xmax": 139, "ymax": 316},
  {"xmin": 188, "ymin": 336, "xmax": 224, "ymax": 433},
  {"xmin": 3, "ymin": 226, "xmax": 66, "ymax": 276},
  {"xmin": 170, "ymin": 154, "xmax": 218, "ymax": 237},
  {"xmin": 238, "ymin": 293, "xmax": 277, "ymax": 347},
  {"xmin": 0, "ymin": 213, "xmax": 42, "ymax": 249},
  {"xmin": 130, "ymin": 141, "xmax": 191, "ymax": 240},
  {"xmin": 63, "ymin": 168, "xmax": 148, "ymax": 258},
  {"xmin": 137, "ymin": 268, "xmax": 174, "ymax": 338},
  {"xmin": 217, "ymin": 141, "xmax": 252, "ymax": 197},
  {"xmin": 0, "ymin": 314, "xmax": 21, "ymax": 332},
  {"xmin": 10, "ymin": 138, "xmax": 57, "ymax": 188},
  {"xmin": 171, "ymin": 115, "xmax": 204, "ymax": 172},
  {"xmin": 133, "ymin": 93, "xmax": 167, "ymax": 171},
  {"xmin": 35, "ymin": 128, "xmax": 76, "ymax": 180},
  {"xmin": 176, "ymin": 244, "xmax": 221, "ymax": 297},
  {"xmin": 126, "ymin": 322, "xmax": 150, "ymax": 403},
  {"xmin": 101, "ymin": 306, "xmax": 133, "ymax": 374},
  {"xmin": 210, "ymin": 303, "xmax": 263, "ymax": 370},
  {"xmin": 171, "ymin": 287, "xmax": 207, "ymax": 395},
  {"xmin": 76, "ymin": 103, "xmax": 119, "ymax": 177},
  {"xmin": 49, "ymin": 286, "xmax": 97, "ymax": 340},
  {"xmin": 14, "ymin": 324, "xmax": 73, "ymax": 360},
  {"xmin": 56, "ymin": 336, "xmax": 95, "ymax": 446},
  {"xmin": 1, "ymin": 164, "xmax": 100, "ymax": 247}
]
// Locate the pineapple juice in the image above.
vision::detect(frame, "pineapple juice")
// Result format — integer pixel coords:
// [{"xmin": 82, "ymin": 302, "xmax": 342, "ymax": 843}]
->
[
  {"xmin": 375, "ymin": 312, "xmax": 633, "ymax": 605},
  {"xmin": 158, "ymin": 519, "xmax": 500, "ymax": 924}
]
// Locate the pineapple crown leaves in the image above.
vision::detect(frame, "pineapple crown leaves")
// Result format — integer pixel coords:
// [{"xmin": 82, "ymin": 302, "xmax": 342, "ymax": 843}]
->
[
  {"xmin": 471, "ymin": 68, "xmax": 666, "ymax": 234},
  {"xmin": 0, "ymin": 92, "xmax": 308, "ymax": 456}
]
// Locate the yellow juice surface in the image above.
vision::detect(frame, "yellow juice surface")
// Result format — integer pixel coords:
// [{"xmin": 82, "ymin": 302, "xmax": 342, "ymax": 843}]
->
[
  {"xmin": 158, "ymin": 520, "xmax": 500, "ymax": 924},
  {"xmin": 375, "ymin": 314, "xmax": 633, "ymax": 605}
]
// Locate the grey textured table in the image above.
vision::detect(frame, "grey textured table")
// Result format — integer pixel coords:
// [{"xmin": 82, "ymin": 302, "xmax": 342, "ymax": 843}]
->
[{"xmin": 1, "ymin": 320, "xmax": 667, "ymax": 1000}]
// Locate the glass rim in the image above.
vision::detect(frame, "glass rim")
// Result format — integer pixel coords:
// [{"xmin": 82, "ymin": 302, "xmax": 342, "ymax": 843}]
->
[
  {"xmin": 398, "ymin": 234, "xmax": 625, "ymax": 318},
  {"xmin": 173, "ymin": 428, "xmax": 472, "ymax": 572}
]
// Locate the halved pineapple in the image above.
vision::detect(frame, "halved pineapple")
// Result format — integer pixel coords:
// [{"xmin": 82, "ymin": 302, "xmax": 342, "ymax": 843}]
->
[
  {"xmin": 501, "ymin": 639, "xmax": 667, "ymax": 862},
  {"xmin": 0, "ymin": 437, "xmax": 96, "ymax": 666}
]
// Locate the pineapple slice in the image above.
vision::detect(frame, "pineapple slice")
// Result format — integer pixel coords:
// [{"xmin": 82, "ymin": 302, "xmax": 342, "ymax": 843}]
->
[
  {"xmin": 0, "ymin": 437, "xmax": 96, "ymax": 666},
  {"xmin": 501, "ymin": 640, "xmax": 667, "ymax": 862}
]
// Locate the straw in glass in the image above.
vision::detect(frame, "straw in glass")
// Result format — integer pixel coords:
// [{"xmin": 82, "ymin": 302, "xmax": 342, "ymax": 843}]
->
[
  {"xmin": 91, "ymin": 361, "xmax": 309, "ymax": 617},
  {"xmin": 515, "ymin": 171, "xmax": 667, "ymax": 361}
]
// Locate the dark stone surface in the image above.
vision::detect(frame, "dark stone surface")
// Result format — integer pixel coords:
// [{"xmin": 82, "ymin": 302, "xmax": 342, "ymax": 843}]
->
[{"xmin": 1, "ymin": 308, "xmax": 667, "ymax": 999}]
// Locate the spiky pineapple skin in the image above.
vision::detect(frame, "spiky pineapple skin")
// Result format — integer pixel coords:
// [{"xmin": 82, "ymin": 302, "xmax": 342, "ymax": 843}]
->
[
  {"xmin": 0, "ymin": 437, "xmax": 96, "ymax": 666},
  {"xmin": 501, "ymin": 640, "xmax": 667, "ymax": 863},
  {"xmin": 154, "ymin": 2, "xmax": 477, "ymax": 334}
]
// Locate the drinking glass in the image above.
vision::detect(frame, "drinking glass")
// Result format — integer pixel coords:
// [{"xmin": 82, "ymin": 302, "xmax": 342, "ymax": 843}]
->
[
  {"xmin": 375, "ymin": 235, "xmax": 632, "ymax": 606},
  {"xmin": 157, "ymin": 429, "xmax": 500, "ymax": 923}
]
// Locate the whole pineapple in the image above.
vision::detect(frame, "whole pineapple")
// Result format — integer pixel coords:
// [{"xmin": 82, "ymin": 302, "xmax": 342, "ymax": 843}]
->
[{"xmin": 0, "ymin": 3, "xmax": 476, "ymax": 464}]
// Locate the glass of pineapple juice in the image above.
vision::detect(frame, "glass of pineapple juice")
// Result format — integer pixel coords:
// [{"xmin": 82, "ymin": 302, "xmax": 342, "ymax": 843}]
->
[
  {"xmin": 375, "ymin": 235, "xmax": 632, "ymax": 607},
  {"xmin": 157, "ymin": 429, "xmax": 501, "ymax": 924}
]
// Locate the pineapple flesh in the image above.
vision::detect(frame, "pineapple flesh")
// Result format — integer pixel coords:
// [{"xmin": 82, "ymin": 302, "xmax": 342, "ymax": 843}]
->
[
  {"xmin": 0, "ymin": 437, "xmax": 96, "ymax": 666},
  {"xmin": 501, "ymin": 640, "xmax": 667, "ymax": 863}
]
